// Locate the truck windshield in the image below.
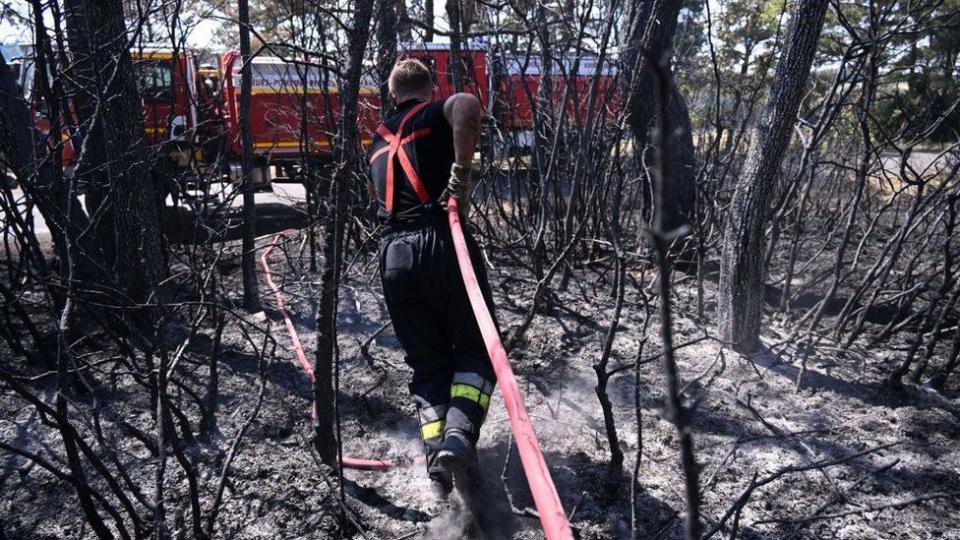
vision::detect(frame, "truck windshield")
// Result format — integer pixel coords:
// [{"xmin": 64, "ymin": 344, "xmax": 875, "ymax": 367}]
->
[{"xmin": 134, "ymin": 59, "xmax": 173, "ymax": 103}]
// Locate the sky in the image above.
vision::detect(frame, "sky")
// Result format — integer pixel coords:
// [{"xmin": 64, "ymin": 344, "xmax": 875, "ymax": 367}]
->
[
  {"xmin": 0, "ymin": 1, "xmax": 729, "ymax": 50},
  {"xmin": 0, "ymin": 0, "xmax": 29, "ymax": 44},
  {"xmin": 0, "ymin": 1, "xmax": 223, "ymax": 48},
  {"xmin": 0, "ymin": 0, "xmax": 450, "ymax": 49}
]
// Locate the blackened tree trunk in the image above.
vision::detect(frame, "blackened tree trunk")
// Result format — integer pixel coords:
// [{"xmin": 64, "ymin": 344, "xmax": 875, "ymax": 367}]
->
[
  {"xmin": 622, "ymin": 4, "xmax": 702, "ymax": 538},
  {"xmin": 621, "ymin": 0, "xmax": 696, "ymax": 235},
  {"xmin": 239, "ymin": 0, "xmax": 260, "ymax": 312},
  {"xmin": 62, "ymin": 0, "xmax": 105, "ymax": 219},
  {"xmin": 314, "ymin": 0, "xmax": 376, "ymax": 467},
  {"xmin": 376, "ymin": 0, "xmax": 398, "ymax": 116},
  {"xmin": 62, "ymin": 0, "xmax": 166, "ymax": 311},
  {"xmin": 718, "ymin": 0, "xmax": 830, "ymax": 352},
  {"xmin": 424, "ymin": 0, "xmax": 434, "ymax": 41},
  {"xmin": 445, "ymin": 0, "xmax": 464, "ymax": 92}
]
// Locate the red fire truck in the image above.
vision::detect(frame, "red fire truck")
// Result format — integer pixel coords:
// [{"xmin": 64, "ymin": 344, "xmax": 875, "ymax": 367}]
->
[
  {"xmin": 492, "ymin": 52, "xmax": 622, "ymax": 147},
  {"xmin": 134, "ymin": 49, "xmax": 203, "ymax": 167},
  {"xmin": 217, "ymin": 52, "xmax": 380, "ymax": 176},
  {"xmin": 399, "ymin": 42, "xmax": 621, "ymax": 151},
  {"xmin": 22, "ymin": 42, "xmax": 621, "ymax": 188},
  {"xmin": 18, "ymin": 48, "xmax": 209, "ymax": 171}
]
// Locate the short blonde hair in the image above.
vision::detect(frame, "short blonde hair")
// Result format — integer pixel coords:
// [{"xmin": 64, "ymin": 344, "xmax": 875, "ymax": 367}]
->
[{"xmin": 388, "ymin": 58, "xmax": 433, "ymax": 97}]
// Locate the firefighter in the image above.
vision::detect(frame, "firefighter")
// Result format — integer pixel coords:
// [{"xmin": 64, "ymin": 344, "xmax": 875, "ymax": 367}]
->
[{"xmin": 366, "ymin": 58, "xmax": 497, "ymax": 500}]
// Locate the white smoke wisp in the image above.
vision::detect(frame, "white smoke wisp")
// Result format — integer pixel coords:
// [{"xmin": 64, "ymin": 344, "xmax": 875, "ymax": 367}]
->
[{"xmin": 423, "ymin": 497, "xmax": 473, "ymax": 540}]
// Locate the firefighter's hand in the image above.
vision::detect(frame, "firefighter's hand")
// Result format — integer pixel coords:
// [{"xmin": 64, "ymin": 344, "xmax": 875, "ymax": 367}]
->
[{"xmin": 442, "ymin": 162, "xmax": 471, "ymax": 212}]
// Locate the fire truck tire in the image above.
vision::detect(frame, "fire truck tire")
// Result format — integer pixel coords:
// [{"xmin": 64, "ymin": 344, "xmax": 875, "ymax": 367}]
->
[{"xmin": 151, "ymin": 158, "xmax": 180, "ymax": 209}]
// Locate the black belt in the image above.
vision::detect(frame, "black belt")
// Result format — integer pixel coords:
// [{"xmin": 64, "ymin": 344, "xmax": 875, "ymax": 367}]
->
[{"xmin": 381, "ymin": 209, "xmax": 447, "ymax": 236}]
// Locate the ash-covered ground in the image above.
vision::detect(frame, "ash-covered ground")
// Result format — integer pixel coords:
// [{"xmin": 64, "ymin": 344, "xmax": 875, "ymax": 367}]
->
[{"xmin": 2, "ymin": 229, "xmax": 959, "ymax": 539}]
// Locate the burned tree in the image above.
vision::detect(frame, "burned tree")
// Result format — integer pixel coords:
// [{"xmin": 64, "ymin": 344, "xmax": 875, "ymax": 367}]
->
[
  {"xmin": 376, "ymin": 0, "xmax": 399, "ymax": 116},
  {"xmin": 238, "ymin": 0, "xmax": 260, "ymax": 312},
  {"xmin": 622, "ymin": 3, "xmax": 702, "ymax": 538},
  {"xmin": 62, "ymin": 0, "xmax": 167, "ymax": 310},
  {"xmin": 621, "ymin": 0, "xmax": 697, "ymax": 236},
  {"xmin": 314, "ymin": 0, "xmax": 377, "ymax": 467},
  {"xmin": 717, "ymin": 0, "xmax": 830, "ymax": 352}
]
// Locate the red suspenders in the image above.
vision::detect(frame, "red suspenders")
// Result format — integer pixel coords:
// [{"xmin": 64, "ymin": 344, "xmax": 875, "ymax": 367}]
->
[{"xmin": 368, "ymin": 101, "xmax": 433, "ymax": 214}]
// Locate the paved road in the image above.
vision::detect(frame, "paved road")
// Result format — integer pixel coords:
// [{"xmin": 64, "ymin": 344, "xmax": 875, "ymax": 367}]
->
[
  {"xmin": 3, "ymin": 180, "xmax": 310, "ymax": 241},
  {"xmin": 2, "ymin": 149, "xmax": 954, "ymax": 243},
  {"xmin": 879, "ymin": 148, "xmax": 956, "ymax": 177}
]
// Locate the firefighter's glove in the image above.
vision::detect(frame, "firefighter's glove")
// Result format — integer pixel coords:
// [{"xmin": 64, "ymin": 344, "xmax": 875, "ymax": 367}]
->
[{"xmin": 442, "ymin": 163, "xmax": 472, "ymax": 212}]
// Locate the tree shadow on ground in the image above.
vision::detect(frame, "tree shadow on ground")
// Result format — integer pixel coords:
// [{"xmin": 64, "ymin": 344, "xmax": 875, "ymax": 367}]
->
[
  {"xmin": 678, "ymin": 259, "xmax": 948, "ymax": 328},
  {"xmin": 163, "ymin": 202, "xmax": 307, "ymax": 244},
  {"xmin": 749, "ymin": 344, "xmax": 960, "ymax": 420},
  {"xmin": 478, "ymin": 439, "xmax": 769, "ymax": 539},
  {"xmin": 344, "ymin": 478, "xmax": 433, "ymax": 524},
  {"xmin": 216, "ymin": 344, "xmax": 312, "ymax": 398}
]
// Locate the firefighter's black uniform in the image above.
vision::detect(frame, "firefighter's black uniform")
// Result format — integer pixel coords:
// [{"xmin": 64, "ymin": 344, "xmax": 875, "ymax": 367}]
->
[{"xmin": 367, "ymin": 98, "xmax": 497, "ymax": 484}]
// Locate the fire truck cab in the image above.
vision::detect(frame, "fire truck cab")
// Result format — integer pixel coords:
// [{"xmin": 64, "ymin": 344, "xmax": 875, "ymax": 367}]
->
[
  {"xmin": 132, "ymin": 49, "xmax": 198, "ymax": 144},
  {"xmin": 18, "ymin": 46, "xmax": 206, "ymax": 172},
  {"xmin": 130, "ymin": 48, "xmax": 204, "ymax": 169}
]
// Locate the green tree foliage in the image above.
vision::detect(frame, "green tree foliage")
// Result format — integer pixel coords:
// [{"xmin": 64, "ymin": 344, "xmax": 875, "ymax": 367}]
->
[
  {"xmin": 830, "ymin": 1, "xmax": 960, "ymax": 143},
  {"xmin": 675, "ymin": 0, "xmax": 790, "ymax": 138},
  {"xmin": 895, "ymin": 1, "xmax": 959, "ymax": 142}
]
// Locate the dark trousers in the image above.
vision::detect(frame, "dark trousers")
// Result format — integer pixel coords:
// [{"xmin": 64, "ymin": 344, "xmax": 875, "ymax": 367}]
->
[{"xmin": 379, "ymin": 216, "xmax": 497, "ymax": 476}]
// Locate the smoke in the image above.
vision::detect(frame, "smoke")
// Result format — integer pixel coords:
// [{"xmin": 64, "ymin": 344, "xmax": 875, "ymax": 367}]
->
[
  {"xmin": 422, "ymin": 478, "xmax": 518, "ymax": 540},
  {"xmin": 423, "ymin": 499, "xmax": 474, "ymax": 540}
]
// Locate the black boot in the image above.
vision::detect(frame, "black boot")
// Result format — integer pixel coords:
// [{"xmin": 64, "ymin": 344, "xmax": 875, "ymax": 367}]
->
[
  {"xmin": 429, "ymin": 468, "xmax": 453, "ymax": 501},
  {"xmin": 438, "ymin": 429, "xmax": 516, "ymax": 538},
  {"xmin": 439, "ymin": 429, "xmax": 477, "ymax": 460},
  {"xmin": 437, "ymin": 429, "xmax": 480, "ymax": 489}
]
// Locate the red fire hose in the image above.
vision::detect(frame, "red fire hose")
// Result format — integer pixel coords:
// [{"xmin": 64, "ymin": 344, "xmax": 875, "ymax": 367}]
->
[
  {"xmin": 261, "ymin": 235, "xmax": 314, "ymax": 379},
  {"xmin": 446, "ymin": 199, "xmax": 574, "ymax": 540},
  {"xmin": 263, "ymin": 211, "xmax": 574, "ymax": 538},
  {"xmin": 260, "ymin": 234, "xmax": 400, "ymax": 472}
]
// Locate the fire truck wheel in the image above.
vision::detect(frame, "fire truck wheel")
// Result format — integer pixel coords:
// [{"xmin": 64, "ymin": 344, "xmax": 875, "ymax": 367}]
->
[{"xmin": 151, "ymin": 158, "xmax": 179, "ymax": 209}]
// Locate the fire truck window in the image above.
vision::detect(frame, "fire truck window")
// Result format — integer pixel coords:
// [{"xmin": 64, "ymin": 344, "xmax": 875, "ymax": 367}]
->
[
  {"xmin": 134, "ymin": 60, "xmax": 173, "ymax": 103},
  {"xmin": 445, "ymin": 55, "xmax": 475, "ymax": 87},
  {"xmin": 251, "ymin": 61, "xmax": 324, "ymax": 92},
  {"xmin": 252, "ymin": 62, "xmax": 286, "ymax": 90}
]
